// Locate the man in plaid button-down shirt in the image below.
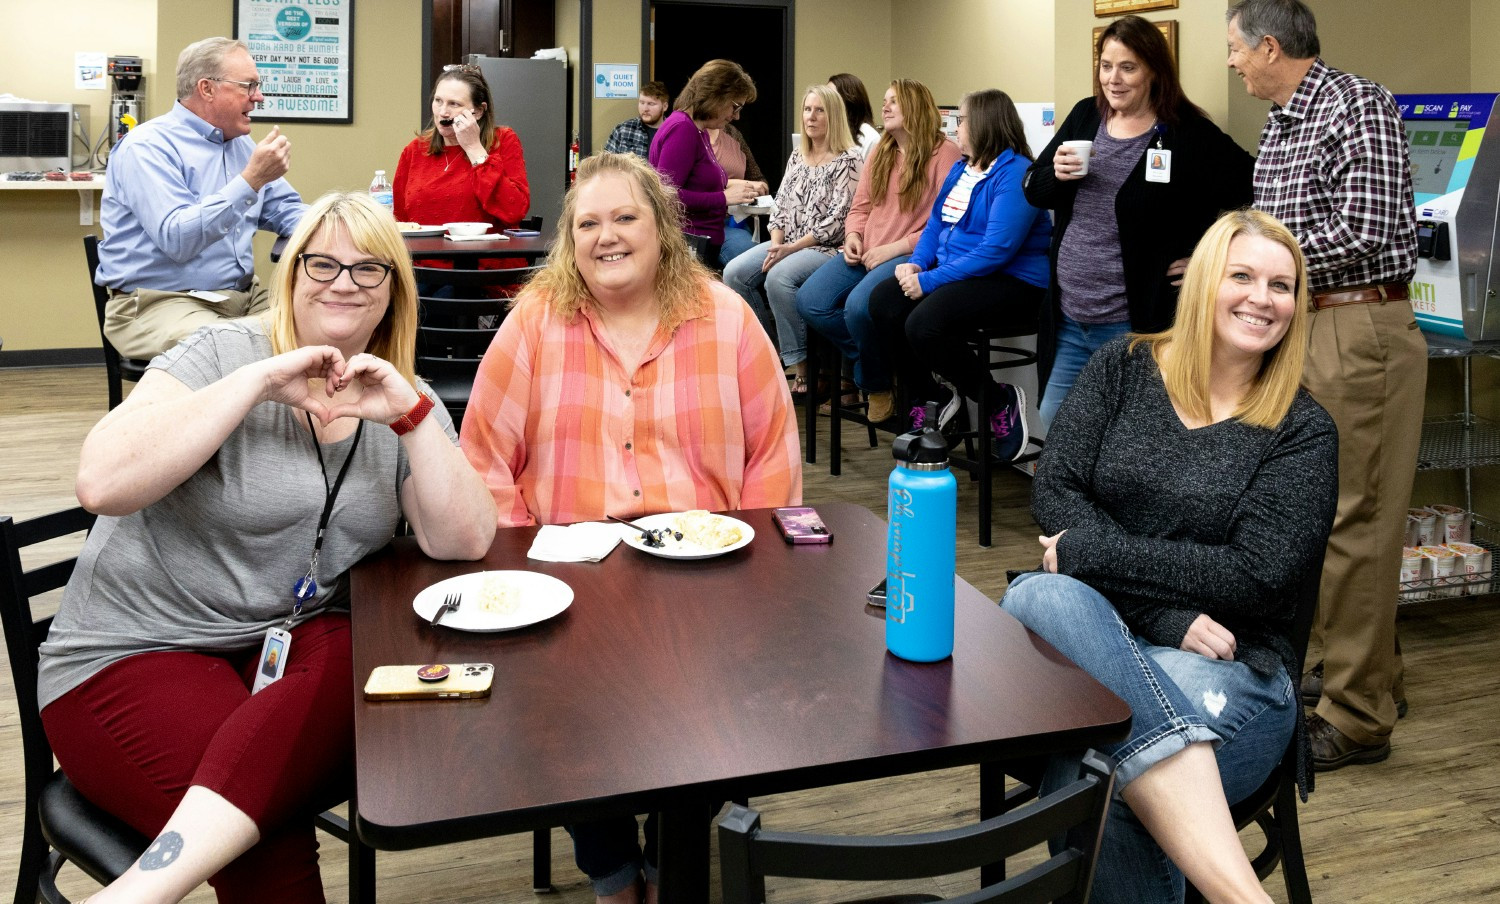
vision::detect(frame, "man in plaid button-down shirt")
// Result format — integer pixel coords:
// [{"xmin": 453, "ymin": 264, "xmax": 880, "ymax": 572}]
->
[
  {"xmin": 1230, "ymin": 0, "xmax": 1424, "ymax": 772},
  {"xmin": 604, "ymin": 81, "xmax": 670, "ymax": 160}
]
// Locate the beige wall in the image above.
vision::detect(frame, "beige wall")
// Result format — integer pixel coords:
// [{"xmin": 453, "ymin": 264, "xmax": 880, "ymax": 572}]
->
[
  {"xmin": 0, "ymin": 0, "xmax": 424, "ymax": 353},
  {"xmin": 891, "ymin": 0, "xmax": 1052, "ymax": 105}
]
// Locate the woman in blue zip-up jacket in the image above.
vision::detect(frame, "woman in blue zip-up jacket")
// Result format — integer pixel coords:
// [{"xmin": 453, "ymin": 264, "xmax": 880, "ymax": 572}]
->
[{"xmin": 867, "ymin": 88, "xmax": 1052, "ymax": 462}]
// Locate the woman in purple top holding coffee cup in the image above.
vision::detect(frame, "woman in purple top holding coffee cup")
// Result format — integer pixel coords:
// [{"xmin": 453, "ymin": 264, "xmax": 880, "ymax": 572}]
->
[{"xmin": 1024, "ymin": 15, "xmax": 1253, "ymax": 431}]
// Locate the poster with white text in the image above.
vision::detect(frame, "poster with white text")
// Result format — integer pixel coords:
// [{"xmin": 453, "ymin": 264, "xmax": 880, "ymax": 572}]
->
[{"xmin": 234, "ymin": 0, "xmax": 353, "ymax": 123}]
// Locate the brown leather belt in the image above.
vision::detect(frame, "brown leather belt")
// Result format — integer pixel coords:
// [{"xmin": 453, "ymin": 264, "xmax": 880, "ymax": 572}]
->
[{"xmin": 1311, "ymin": 281, "xmax": 1409, "ymax": 310}]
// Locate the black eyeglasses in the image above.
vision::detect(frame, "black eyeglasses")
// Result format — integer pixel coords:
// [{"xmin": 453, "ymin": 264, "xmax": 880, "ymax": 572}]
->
[
  {"xmin": 730, "ymin": 101, "xmax": 745, "ymax": 112},
  {"xmin": 443, "ymin": 64, "xmax": 483, "ymax": 75},
  {"xmin": 298, "ymin": 254, "xmax": 394, "ymax": 288},
  {"xmin": 210, "ymin": 76, "xmax": 263, "ymax": 94}
]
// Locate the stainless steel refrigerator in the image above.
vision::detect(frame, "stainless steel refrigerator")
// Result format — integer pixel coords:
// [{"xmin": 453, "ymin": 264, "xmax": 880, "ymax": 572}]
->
[{"xmin": 469, "ymin": 55, "xmax": 569, "ymax": 236}]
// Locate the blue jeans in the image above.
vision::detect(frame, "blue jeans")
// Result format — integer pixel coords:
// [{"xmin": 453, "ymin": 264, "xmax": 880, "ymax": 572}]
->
[
  {"xmin": 1038, "ymin": 316, "xmax": 1132, "ymax": 430},
  {"xmin": 721, "ymin": 242, "xmax": 831, "ymax": 367},
  {"xmin": 1000, "ymin": 572, "xmax": 1296, "ymax": 904},
  {"xmin": 796, "ymin": 254, "xmax": 908, "ymax": 391},
  {"xmin": 718, "ymin": 220, "xmax": 757, "ymax": 269},
  {"xmin": 567, "ymin": 813, "xmax": 658, "ymax": 896}
]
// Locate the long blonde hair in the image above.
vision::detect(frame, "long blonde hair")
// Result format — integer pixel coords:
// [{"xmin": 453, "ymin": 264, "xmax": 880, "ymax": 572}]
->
[
  {"xmin": 516, "ymin": 153, "xmax": 714, "ymax": 332},
  {"xmin": 800, "ymin": 84, "xmax": 855, "ymax": 158},
  {"xmin": 867, "ymin": 79, "xmax": 946, "ymax": 214},
  {"xmin": 265, "ymin": 191, "xmax": 419, "ymax": 386},
  {"xmin": 1132, "ymin": 209, "xmax": 1311, "ymax": 429}
]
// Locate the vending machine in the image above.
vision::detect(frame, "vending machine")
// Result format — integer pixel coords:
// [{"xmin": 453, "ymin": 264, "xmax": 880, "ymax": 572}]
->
[{"xmin": 1396, "ymin": 92, "xmax": 1500, "ymax": 339}]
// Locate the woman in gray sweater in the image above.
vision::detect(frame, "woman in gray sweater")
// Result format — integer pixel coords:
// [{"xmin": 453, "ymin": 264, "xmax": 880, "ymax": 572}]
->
[{"xmin": 1002, "ymin": 209, "xmax": 1337, "ymax": 904}]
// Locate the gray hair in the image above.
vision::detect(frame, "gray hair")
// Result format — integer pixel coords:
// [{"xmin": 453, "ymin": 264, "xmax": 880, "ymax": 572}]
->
[
  {"xmin": 176, "ymin": 37, "xmax": 251, "ymax": 100},
  {"xmin": 1228, "ymin": 0, "xmax": 1320, "ymax": 59}
]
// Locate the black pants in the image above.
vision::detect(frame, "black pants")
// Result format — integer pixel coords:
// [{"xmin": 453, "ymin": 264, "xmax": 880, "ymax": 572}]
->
[{"xmin": 867, "ymin": 269, "xmax": 1044, "ymax": 404}]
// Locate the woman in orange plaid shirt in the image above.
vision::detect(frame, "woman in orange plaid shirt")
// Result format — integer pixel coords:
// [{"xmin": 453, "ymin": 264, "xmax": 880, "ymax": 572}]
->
[
  {"xmin": 462, "ymin": 151, "xmax": 801, "ymax": 532},
  {"xmin": 460, "ymin": 151, "xmax": 801, "ymax": 902}
]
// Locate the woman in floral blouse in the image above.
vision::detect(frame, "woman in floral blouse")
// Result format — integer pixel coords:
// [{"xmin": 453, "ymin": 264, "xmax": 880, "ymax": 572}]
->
[{"xmin": 722, "ymin": 83, "xmax": 860, "ymax": 395}]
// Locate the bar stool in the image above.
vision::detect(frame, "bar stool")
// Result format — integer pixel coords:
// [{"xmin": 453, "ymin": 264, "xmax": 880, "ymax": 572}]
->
[
  {"xmin": 947, "ymin": 327, "xmax": 1044, "ymax": 547},
  {"xmin": 802, "ymin": 328, "xmax": 877, "ymax": 475}
]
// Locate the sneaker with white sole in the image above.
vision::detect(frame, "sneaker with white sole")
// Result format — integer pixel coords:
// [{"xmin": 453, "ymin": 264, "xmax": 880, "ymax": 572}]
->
[{"xmin": 989, "ymin": 383, "xmax": 1030, "ymax": 462}]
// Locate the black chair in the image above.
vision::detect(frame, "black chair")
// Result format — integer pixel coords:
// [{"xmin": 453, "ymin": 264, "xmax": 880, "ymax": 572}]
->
[
  {"xmin": 413, "ymin": 264, "xmax": 543, "ymax": 431},
  {"xmin": 945, "ymin": 327, "xmax": 1045, "ymax": 548},
  {"xmin": 803, "ymin": 329, "xmax": 876, "ymax": 475},
  {"xmin": 717, "ymin": 750, "xmax": 1115, "ymax": 904},
  {"xmin": 83, "ymin": 235, "xmax": 151, "ymax": 410},
  {"xmin": 1, "ymin": 509, "xmax": 374, "ymax": 904},
  {"xmin": 1183, "ymin": 551, "xmax": 1324, "ymax": 904}
]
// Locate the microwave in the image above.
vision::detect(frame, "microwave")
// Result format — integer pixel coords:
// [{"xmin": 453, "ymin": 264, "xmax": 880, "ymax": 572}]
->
[{"xmin": 0, "ymin": 101, "xmax": 75, "ymax": 171}]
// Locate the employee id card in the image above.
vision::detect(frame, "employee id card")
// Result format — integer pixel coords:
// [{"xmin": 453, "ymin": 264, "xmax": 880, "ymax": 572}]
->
[
  {"xmin": 251, "ymin": 627, "xmax": 292, "ymax": 694},
  {"xmin": 1145, "ymin": 149, "xmax": 1172, "ymax": 183}
]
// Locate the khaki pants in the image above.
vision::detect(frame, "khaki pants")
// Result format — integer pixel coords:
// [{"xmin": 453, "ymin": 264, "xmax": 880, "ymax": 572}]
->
[
  {"xmin": 1302, "ymin": 299, "xmax": 1426, "ymax": 744},
  {"xmin": 103, "ymin": 282, "xmax": 270, "ymax": 360}
]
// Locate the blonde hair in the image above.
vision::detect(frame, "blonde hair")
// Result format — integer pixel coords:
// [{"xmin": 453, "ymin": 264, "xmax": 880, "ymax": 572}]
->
[
  {"xmin": 516, "ymin": 153, "xmax": 714, "ymax": 333},
  {"xmin": 867, "ymin": 79, "xmax": 947, "ymax": 214},
  {"xmin": 265, "ymin": 191, "xmax": 420, "ymax": 387},
  {"xmin": 1132, "ymin": 209, "xmax": 1311, "ymax": 429},
  {"xmin": 800, "ymin": 84, "xmax": 856, "ymax": 158}
]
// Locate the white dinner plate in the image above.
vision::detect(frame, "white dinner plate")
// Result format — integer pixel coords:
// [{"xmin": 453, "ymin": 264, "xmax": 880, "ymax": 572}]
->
[
  {"xmin": 398, "ymin": 225, "xmax": 447, "ymax": 238},
  {"xmin": 413, "ymin": 570, "xmax": 573, "ymax": 632},
  {"xmin": 618, "ymin": 512, "xmax": 755, "ymax": 560}
]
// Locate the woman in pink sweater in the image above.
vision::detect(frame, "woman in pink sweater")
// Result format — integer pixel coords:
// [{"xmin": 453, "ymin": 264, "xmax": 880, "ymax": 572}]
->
[{"xmin": 796, "ymin": 78, "xmax": 960, "ymax": 422}]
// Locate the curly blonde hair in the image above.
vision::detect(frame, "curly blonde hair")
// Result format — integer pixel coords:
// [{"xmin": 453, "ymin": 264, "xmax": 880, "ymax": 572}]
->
[{"xmin": 515, "ymin": 153, "xmax": 714, "ymax": 332}]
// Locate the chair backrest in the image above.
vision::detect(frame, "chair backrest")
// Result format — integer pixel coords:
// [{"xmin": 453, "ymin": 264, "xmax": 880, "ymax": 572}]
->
[
  {"xmin": 717, "ymin": 750, "xmax": 1117, "ymax": 904},
  {"xmin": 84, "ymin": 236, "xmax": 127, "ymax": 408},
  {"xmin": 411, "ymin": 263, "xmax": 544, "ymax": 298}
]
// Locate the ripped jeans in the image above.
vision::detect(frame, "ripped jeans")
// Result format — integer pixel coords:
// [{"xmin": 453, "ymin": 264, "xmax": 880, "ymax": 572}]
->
[{"xmin": 1001, "ymin": 572, "xmax": 1296, "ymax": 904}]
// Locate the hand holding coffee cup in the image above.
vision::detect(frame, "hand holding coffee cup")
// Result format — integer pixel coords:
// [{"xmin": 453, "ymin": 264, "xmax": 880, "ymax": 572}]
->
[{"xmin": 1055, "ymin": 140, "xmax": 1095, "ymax": 180}]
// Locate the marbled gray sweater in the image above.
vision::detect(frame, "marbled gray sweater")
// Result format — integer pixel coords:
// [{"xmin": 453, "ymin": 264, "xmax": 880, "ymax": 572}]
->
[{"xmin": 1033, "ymin": 338, "xmax": 1338, "ymax": 683}]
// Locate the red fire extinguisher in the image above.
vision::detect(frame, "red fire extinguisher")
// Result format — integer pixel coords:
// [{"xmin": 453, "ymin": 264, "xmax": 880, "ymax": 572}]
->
[{"xmin": 569, "ymin": 132, "xmax": 580, "ymax": 183}]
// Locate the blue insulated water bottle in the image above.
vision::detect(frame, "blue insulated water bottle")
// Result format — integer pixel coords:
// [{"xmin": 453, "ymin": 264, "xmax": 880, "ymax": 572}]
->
[{"xmin": 886, "ymin": 402, "xmax": 958, "ymax": 662}]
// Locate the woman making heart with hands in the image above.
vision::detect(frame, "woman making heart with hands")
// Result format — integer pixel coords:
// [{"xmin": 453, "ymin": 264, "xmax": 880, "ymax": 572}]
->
[{"xmin": 40, "ymin": 191, "xmax": 494, "ymax": 904}]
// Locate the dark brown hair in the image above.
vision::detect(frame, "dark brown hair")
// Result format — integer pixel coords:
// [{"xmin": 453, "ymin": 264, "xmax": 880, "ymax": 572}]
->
[
  {"xmin": 961, "ymin": 89, "xmax": 1030, "ymax": 171},
  {"xmin": 1092, "ymin": 15, "xmax": 1204, "ymax": 126},
  {"xmin": 674, "ymin": 59, "xmax": 757, "ymax": 120},
  {"xmin": 421, "ymin": 66, "xmax": 496, "ymax": 155},
  {"xmin": 827, "ymin": 72, "xmax": 873, "ymax": 132}
]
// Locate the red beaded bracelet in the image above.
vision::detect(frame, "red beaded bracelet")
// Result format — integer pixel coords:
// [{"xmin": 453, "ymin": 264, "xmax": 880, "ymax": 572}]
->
[{"xmin": 389, "ymin": 394, "xmax": 436, "ymax": 436}]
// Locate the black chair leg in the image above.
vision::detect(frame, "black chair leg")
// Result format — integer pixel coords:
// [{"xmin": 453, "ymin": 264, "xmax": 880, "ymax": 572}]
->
[
  {"xmin": 804, "ymin": 330, "xmax": 819, "ymax": 465},
  {"xmin": 15, "ymin": 812, "xmax": 47, "ymax": 904},
  {"xmin": 349, "ymin": 831, "xmax": 376, "ymax": 904},
  {"xmin": 1277, "ymin": 787, "xmax": 1313, "ymax": 904}
]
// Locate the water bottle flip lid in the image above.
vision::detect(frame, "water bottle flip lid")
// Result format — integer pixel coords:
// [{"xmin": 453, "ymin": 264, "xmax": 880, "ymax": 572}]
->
[{"xmin": 891, "ymin": 401, "xmax": 949, "ymax": 466}]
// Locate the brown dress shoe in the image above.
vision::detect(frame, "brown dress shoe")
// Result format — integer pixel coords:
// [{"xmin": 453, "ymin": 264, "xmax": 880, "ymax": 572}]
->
[
  {"xmin": 1301, "ymin": 661, "xmax": 1407, "ymax": 718},
  {"xmin": 1308, "ymin": 712, "xmax": 1391, "ymax": 771}
]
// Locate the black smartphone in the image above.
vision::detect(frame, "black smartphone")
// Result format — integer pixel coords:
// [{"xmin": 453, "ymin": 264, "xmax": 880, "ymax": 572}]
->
[{"xmin": 866, "ymin": 577, "xmax": 887, "ymax": 607}]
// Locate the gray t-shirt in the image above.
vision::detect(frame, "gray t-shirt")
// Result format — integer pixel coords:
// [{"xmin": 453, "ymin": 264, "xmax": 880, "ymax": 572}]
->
[
  {"xmin": 37, "ymin": 320, "xmax": 457, "ymax": 709},
  {"xmin": 1055, "ymin": 121, "xmax": 1154, "ymax": 324}
]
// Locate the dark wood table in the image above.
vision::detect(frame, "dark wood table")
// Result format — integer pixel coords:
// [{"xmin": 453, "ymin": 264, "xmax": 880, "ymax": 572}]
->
[
  {"xmin": 270, "ymin": 231, "xmax": 551, "ymax": 263},
  {"xmin": 348, "ymin": 502, "xmax": 1129, "ymax": 901}
]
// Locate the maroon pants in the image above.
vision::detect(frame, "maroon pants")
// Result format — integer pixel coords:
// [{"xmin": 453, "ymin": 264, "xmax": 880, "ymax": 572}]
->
[{"xmin": 41, "ymin": 613, "xmax": 354, "ymax": 904}]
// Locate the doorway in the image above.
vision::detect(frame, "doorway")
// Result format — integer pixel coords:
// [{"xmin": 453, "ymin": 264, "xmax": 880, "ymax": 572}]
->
[{"xmin": 646, "ymin": 0, "xmax": 794, "ymax": 190}]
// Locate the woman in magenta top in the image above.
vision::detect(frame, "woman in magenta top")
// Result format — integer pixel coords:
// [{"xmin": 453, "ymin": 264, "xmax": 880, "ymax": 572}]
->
[
  {"xmin": 648, "ymin": 59, "xmax": 761, "ymax": 263},
  {"xmin": 393, "ymin": 64, "xmax": 530, "ymax": 273}
]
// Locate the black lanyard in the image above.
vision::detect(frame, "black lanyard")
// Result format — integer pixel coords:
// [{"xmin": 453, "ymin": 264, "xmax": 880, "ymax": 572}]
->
[{"xmin": 291, "ymin": 411, "xmax": 365, "ymax": 618}]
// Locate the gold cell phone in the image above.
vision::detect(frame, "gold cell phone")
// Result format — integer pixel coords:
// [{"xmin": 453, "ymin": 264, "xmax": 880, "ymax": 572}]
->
[{"xmin": 363, "ymin": 663, "xmax": 494, "ymax": 700}]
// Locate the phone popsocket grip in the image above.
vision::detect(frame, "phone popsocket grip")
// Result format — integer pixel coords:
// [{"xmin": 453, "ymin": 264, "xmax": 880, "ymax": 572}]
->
[{"xmin": 416, "ymin": 664, "xmax": 451, "ymax": 682}]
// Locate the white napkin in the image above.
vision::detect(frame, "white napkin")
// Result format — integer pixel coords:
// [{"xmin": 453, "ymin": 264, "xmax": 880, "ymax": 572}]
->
[
  {"xmin": 527, "ymin": 522, "xmax": 622, "ymax": 562},
  {"xmin": 444, "ymin": 232, "xmax": 509, "ymax": 242}
]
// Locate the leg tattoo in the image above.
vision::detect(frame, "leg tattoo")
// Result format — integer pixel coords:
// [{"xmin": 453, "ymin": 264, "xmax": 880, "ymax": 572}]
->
[{"xmin": 139, "ymin": 831, "xmax": 184, "ymax": 870}]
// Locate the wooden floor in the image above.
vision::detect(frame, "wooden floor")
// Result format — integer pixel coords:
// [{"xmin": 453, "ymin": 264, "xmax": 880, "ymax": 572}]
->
[{"xmin": 1, "ymin": 365, "xmax": 1498, "ymax": 903}]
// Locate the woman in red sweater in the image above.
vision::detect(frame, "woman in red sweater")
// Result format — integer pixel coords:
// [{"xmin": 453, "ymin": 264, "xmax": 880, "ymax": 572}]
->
[{"xmin": 394, "ymin": 64, "xmax": 531, "ymax": 276}]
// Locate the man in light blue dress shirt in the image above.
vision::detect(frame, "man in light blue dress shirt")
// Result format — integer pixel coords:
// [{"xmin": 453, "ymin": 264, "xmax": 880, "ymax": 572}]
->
[{"xmin": 98, "ymin": 36, "xmax": 307, "ymax": 359}]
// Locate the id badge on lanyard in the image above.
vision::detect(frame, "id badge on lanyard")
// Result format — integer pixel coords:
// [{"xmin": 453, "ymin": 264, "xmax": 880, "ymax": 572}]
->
[{"xmin": 1145, "ymin": 123, "xmax": 1171, "ymax": 184}]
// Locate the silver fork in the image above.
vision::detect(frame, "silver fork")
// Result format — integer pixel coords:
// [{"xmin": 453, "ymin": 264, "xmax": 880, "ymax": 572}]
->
[{"xmin": 430, "ymin": 592, "xmax": 461, "ymax": 627}]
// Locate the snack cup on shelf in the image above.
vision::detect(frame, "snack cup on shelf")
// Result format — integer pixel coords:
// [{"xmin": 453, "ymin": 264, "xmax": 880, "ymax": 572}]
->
[
  {"xmin": 1443, "ymin": 541, "xmax": 1492, "ymax": 595},
  {"xmin": 1416, "ymin": 545, "xmax": 1462, "ymax": 598},
  {"xmin": 1399, "ymin": 548, "xmax": 1429, "ymax": 602},
  {"xmin": 1408, "ymin": 508, "xmax": 1439, "ymax": 546},
  {"xmin": 1427, "ymin": 504, "xmax": 1472, "ymax": 544}
]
